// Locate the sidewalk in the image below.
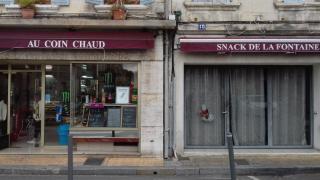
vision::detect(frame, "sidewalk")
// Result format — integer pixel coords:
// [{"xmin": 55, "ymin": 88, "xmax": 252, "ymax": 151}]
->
[{"xmin": 0, "ymin": 152, "xmax": 320, "ymax": 176}]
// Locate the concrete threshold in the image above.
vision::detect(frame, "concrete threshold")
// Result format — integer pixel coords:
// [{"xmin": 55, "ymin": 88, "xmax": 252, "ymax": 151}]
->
[
  {"xmin": 0, "ymin": 165, "xmax": 320, "ymax": 176},
  {"xmin": 183, "ymin": 149, "xmax": 320, "ymax": 156}
]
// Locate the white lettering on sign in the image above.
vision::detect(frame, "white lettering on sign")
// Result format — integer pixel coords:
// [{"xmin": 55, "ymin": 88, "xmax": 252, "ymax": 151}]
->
[
  {"xmin": 216, "ymin": 43, "xmax": 320, "ymax": 52},
  {"xmin": 44, "ymin": 40, "xmax": 68, "ymax": 48},
  {"xmin": 27, "ymin": 40, "xmax": 106, "ymax": 49},
  {"xmin": 27, "ymin": 40, "xmax": 40, "ymax": 48},
  {"xmin": 72, "ymin": 40, "xmax": 105, "ymax": 49},
  {"xmin": 217, "ymin": 44, "xmax": 246, "ymax": 51}
]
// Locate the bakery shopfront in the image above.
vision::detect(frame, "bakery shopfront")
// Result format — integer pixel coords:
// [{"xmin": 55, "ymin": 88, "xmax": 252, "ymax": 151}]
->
[
  {"xmin": 174, "ymin": 37, "xmax": 320, "ymax": 154},
  {"xmin": 0, "ymin": 29, "xmax": 165, "ymax": 157}
]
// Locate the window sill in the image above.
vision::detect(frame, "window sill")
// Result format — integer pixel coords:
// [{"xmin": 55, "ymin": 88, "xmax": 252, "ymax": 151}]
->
[
  {"xmin": 274, "ymin": 2, "xmax": 320, "ymax": 11},
  {"xmin": 5, "ymin": 4, "xmax": 59, "ymax": 15},
  {"xmin": 183, "ymin": 1, "xmax": 241, "ymax": 11},
  {"xmin": 94, "ymin": 4, "xmax": 149, "ymax": 15}
]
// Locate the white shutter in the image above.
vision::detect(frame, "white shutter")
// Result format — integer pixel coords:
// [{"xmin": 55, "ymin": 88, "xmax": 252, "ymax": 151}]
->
[
  {"xmin": 0, "ymin": 0, "xmax": 14, "ymax": 5},
  {"xmin": 52, "ymin": 0, "xmax": 70, "ymax": 5},
  {"xmin": 85, "ymin": 0, "xmax": 104, "ymax": 5}
]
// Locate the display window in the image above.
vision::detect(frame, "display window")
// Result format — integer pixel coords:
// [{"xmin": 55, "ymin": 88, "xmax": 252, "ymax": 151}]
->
[
  {"xmin": 185, "ymin": 65, "xmax": 312, "ymax": 148},
  {"xmin": 71, "ymin": 63, "xmax": 138, "ymax": 130},
  {"xmin": 45, "ymin": 65, "xmax": 70, "ymax": 145}
]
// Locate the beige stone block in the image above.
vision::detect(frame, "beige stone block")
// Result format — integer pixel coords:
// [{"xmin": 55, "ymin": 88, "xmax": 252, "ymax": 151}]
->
[
  {"xmin": 141, "ymin": 61, "xmax": 163, "ymax": 94},
  {"xmin": 140, "ymin": 93, "xmax": 163, "ymax": 127},
  {"xmin": 140, "ymin": 126, "xmax": 163, "ymax": 157}
]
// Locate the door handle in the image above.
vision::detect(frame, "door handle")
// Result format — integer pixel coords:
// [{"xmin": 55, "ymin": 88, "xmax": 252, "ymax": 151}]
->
[{"xmin": 222, "ymin": 111, "xmax": 229, "ymax": 114}]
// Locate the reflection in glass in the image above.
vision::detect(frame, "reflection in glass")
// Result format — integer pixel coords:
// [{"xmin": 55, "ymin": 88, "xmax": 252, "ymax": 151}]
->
[{"xmin": 45, "ymin": 65, "xmax": 70, "ymax": 146}]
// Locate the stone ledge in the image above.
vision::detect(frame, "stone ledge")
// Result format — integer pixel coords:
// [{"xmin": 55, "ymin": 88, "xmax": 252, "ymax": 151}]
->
[
  {"xmin": 274, "ymin": 2, "xmax": 320, "ymax": 11},
  {"xmin": 183, "ymin": 1, "xmax": 241, "ymax": 11},
  {"xmin": 0, "ymin": 18, "xmax": 176, "ymax": 29}
]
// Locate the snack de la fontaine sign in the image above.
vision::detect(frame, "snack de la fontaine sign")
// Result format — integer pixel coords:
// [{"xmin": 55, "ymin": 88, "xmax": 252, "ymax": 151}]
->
[{"xmin": 179, "ymin": 38, "xmax": 320, "ymax": 53}]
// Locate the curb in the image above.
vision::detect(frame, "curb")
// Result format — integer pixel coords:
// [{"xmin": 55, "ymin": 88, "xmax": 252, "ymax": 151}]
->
[{"xmin": 0, "ymin": 166, "xmax": 320, "ymax": 176}]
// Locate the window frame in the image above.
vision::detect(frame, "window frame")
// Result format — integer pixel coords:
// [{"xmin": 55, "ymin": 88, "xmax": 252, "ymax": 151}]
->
[{"xmin": 183, "ymin": 0, "xmax": 241, "ymax": 11}]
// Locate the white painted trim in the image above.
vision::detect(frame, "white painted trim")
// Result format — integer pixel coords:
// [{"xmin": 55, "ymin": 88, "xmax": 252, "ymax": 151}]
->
[
  {"xmin": 313, "ymin": 65, "xmax": 320, "ymax": 150},
  {"xmin": 174, "ymin": 50, "xmax": 320, "ymax": 155},
  {"xmin": 180, "ymin": 38, "xmax": 320, "ymax": 43}
]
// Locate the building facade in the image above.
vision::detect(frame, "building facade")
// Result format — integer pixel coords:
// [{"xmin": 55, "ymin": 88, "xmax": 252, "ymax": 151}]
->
[
  {"xmin": 169, "ymin": 0, "xmax": 320, "ymax": 156},
  {"xmin": 0, "ymin": 0, "xmax": 175, "ymax": 158}
]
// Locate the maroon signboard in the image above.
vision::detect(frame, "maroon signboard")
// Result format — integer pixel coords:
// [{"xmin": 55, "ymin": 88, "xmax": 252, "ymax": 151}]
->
[
  {"xmin": 180, "ymin": 38, "xmax": 320, "ymax": 53},
  {"xmin": 0, "ymin": 31, "xmax": 154, "ymax": 50}
]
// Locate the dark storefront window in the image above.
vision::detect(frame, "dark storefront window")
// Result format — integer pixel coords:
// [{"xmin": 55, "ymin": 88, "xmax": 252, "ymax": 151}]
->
[{"xmin": 184, "ymin": 66, "xmax": 312, "ymax": 148}]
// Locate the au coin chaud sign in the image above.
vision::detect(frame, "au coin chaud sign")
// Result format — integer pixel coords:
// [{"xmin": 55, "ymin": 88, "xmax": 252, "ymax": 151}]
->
[{"xmin": 27, "ymin": 40, "xmax": 106, "ymax": 49}]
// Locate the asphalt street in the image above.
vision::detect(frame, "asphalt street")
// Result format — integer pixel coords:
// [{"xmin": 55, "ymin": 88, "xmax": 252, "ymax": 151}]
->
[{"xmin": 0, "ymin": 174, "xmax": 320, "ymax": 180}]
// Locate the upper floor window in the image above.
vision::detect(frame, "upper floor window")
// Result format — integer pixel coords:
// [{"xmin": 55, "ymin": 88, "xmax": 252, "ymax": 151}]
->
[
  {"xmin": 282, "ymin": 0, "xmax": 304, "ymax": 3},
  {"xmin": 191, "ymin": 0, "xmax": 231, "ymax": 3},
  {"xmin": 184, "ymin": 0, "xmax": 240, "ymax": 11},
  {"xmin": 86, "ymin": 0, "xmax": 153, "ymax": 5},
  {"xmin": 105, "ymin": 0, "xmax": 140, "ymax": 4},
  {"xmin": 274, "ymin": 0, "xmax": 320, "ymax": 10},
  {"xmin": 0, "ymin": 0, "xmax": 69, "ymax": 5}
]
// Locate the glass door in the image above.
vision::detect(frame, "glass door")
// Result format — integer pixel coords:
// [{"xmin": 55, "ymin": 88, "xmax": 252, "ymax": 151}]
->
[
  {"xmin": 10, "ymin": 71, "xmax": 42, "ymax": 147},
  {"xmin": 0, "ymin": 71, "xmax": 8, "ymax": 150}
]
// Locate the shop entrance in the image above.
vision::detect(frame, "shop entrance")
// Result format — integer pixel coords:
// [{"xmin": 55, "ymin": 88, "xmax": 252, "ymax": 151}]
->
[
  {"xmin": 10, "ymin": 70, "xmax": 42, "ymax": 148},
  {"xmin": 0, "ymin": 71, "xmax": 8, "ymax": 150}
]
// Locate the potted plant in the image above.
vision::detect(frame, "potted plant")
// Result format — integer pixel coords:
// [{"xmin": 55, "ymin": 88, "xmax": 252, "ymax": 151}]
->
[
  {"xmin": 111, "ymin": 0, "xmax": 127, "ymax": 20},
  {"xmin": 18, "ymin": 0, "xmax": 37, "ymax": 19}
]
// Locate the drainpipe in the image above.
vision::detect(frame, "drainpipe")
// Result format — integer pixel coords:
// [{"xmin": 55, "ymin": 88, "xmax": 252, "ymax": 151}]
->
[
  {"xmin": 164, "ymin": 31, "xmax": 170, "ymax": 159},
  {"xmin": 163, "ymin": 0, "xmax": 171, "ymax": 159},
  {"xmin": 164, "ymin": 0, "xmax": 171, "ymax": 20}
]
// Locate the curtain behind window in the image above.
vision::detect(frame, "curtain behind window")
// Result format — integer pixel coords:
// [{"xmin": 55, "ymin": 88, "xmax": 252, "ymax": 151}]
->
[
  {"xmin": 185, "ymin": 66, "xmax": 225, "ymax": 146},
  {"xmin": 229, "ymin": 68, "xmax": 266, "ymax": 146},
  {"xmin": 268, "ymin": 68, "xmax": 308, "ymax": 146},
  {"xmin": 184, "ymin": 66, "xmax": 310, "ymax": 148}
]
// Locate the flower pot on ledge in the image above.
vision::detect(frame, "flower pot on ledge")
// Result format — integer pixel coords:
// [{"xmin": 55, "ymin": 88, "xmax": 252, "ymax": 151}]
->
[
  {"xmin": 21, "ymin": 8, "xmax": 35, "ymax": 19},
  {"xmin": 111, "ymin": 0, "xmax": 127, "ymax": 20},
  {"xmin": 112, "ymin": 8, "xmax": 127, "ymax": 20}
]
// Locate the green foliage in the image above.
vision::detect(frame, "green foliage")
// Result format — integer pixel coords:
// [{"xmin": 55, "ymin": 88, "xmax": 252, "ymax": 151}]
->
[
  {"xmin": 18, "ymin": 0, "xmax": 38, "ymax": 8},
  {"xmin": 111, "ymin": 0, "xmax": 126, "ymax": 10}
]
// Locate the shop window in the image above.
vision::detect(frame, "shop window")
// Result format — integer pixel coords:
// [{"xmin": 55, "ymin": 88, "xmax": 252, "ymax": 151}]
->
[
  {"xmin": 71, "ymin": 64, "xmax": 138, "ymax": 130},
  {"xmin": 184, "ymin": 66, "xmax": 311, "ymax": 148},
  {"xmin": 0, "ymin": 65, "xmax": 8, "ymax": 70},
  {"xmin": 12, "ymin": 65, "xmax": 41, "ymax": 70},
  {"xmin": 45, "ymin": 65, "xmax": 70, "ymax": 146}
]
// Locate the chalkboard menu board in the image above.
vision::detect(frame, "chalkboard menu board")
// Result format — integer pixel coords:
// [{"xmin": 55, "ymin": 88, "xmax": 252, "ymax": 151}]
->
[
  {"xmin": 88, "ymin": 109, "xmax": 104, "ymax": 127},
  {"xmin": 122, "ymin": 107, "xmax": 137, "ymax": 128},
  {"xmin": 107, "ymin": 108, "xmax": 121, "ymax": 127}
]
